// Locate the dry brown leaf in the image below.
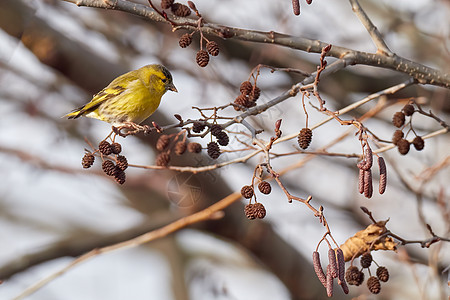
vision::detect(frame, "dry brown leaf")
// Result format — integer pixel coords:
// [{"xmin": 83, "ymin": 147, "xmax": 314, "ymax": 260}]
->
[{"xmin": 339, "ymin": 220, "xmax": 397, "ymax": 261}]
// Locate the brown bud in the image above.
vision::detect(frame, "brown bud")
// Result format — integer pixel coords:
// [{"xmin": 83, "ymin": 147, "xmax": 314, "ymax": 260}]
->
[{"xmin": 187, "ymin": 1, "xmax": 196, "ymax": 11}]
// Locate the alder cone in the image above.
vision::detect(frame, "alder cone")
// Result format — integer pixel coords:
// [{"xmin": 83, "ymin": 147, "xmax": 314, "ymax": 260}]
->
[
  {"xmin": 174, "ymin": 141, "xmax": 187, "ymax": 155},
  {"xmin": 99, "ymin": 140, "xmax": 112, "ymax": 155},
  {"xmin": 196, "ymin": 50, "xmax": 209, "ymax": 67},
  {"xmin": 102, "ymin": 160, "xmax": 116, "ymax": 176},
  {"xmin": 397, "ymin": 138, "xmax": 410, "ymax": 155},
  {"xmin": 412, "ymin": 136, "xmax": 425, "ymax": 151},
  {"xmin": 156, "ymin": 152, "xmax": 170, "ymax": 167},
  {"xmin": 171, "ymin": 3, "xmax": 191, "ymax": 17},
  {"xmin": 156, "ymin": 135, "xmax": 170, "ymax": 152},
  {"xmin": 392, "ymin": 129, "xmax": 404, "ymax": 145},
  {"xmin": 240, "ymin": 81, "xmax": 253, "ymax": 95},
  {"xmin": 206, "ymin": 41, "xmax": 219, "ymax": 56},
  {"xmin": 82, "ymin": 153, "xmax": 95, "ymax": 168},
  {"xmin": 376, "ymin": 266, "xmax": 389, "ymax": 282},
  {"xmin": 367, "ymin": 276, "xmax": 381, "ymax": 294},
  {"xmin": 160, "ymin": 0, "xmax": 174, "ymax": 9},
  {"xmin": 207, "ymin": 141, "xmax": 220, "ymax": 159},
  {"xmin": 179, "ymin": 33, "xmax": 192, "ymax": 48},
  {"xmin": 240, "ymin": 185, "xmax": 254, "ymax": 199},
  {"xmin": 254, "ymin": 202, "xmax": 266, "ymax": 219},
  {"xmin": 298, "ymin": 128, "xmax": 312, "ymax": 149},
  {"xmin": 402, "ymin": 104, "xmax": 415, "ymax": 116},
  {"xmin": 258, "ymin": 181, "xmax": 272, "ymax": 194},
  {"xmin": 392, "ymin": 111, "xmax": 405, "ymax": 128},
  {"xmin": 187, "ymin": 142, "xmax": 202, "ymax": 153}
]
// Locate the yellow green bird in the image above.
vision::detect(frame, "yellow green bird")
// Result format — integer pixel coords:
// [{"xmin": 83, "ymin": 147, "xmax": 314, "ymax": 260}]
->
[{"xmin": 64, "ymin": 64, "xmax": 177, "ymax": 126}]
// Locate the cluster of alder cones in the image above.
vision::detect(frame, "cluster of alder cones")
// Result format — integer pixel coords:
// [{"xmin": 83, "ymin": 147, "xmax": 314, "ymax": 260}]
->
[
  {"xmin": 345, "ymin": 252, "xmax": 389, "ymax": 294},
  {"xmin": 191, "ymin": 123, "xmax": 230, "ymax": 159},
  {"xmin": 241, "ymin": 181, "xmax": 272, "ymax": 219},
  {"xmin": 82, "ymin": 140, "xmax": 128, "ymax": 184},
  {"xmin": 392, "ymin": 103, "xmax": 425, "ymax": 155},
  {"xmin": 233, "ymin": 80, "xmax": 261, "ymax": 110},
  {"xmin": 155, "ymin": 134, "xmax": 202, "ymax": 166}
]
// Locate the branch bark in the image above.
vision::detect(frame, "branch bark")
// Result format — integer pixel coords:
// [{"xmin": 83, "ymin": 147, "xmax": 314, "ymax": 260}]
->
[{"xmin": 62, "ymin": 0, "xmax": 450, "ymax": 88}]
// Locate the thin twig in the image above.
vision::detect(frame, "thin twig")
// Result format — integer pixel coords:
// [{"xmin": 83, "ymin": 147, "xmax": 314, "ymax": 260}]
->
[{"xmin": 349, "ymin": 0, "xmax": 392, "ymax": 56}]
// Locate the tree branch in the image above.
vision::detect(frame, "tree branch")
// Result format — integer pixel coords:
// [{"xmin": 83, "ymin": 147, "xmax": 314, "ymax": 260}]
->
[
  {"xmin": 62, "ymin": 0, "xmax": 450, "ymax": 88},
  {"xmin": 13, "ymin": 192, "xmax": 242, "ymax": 300}
]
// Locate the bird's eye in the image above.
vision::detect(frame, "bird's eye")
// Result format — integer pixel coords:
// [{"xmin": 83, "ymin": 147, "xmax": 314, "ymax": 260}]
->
[{"xmin": 161, "ymin": 78, "xmax": 167, "ymax": 83}]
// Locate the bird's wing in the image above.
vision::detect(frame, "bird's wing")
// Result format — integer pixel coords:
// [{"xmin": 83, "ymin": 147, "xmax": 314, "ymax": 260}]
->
[{"xmin": 65, "ymin": 82, "xmax": 128, "ymax": 119}]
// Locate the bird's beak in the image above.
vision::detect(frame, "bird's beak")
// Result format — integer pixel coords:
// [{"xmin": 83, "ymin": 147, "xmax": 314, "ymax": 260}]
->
[{"xmin": 168, "ymin": 83, "xmax": 178, "ymax": 93}]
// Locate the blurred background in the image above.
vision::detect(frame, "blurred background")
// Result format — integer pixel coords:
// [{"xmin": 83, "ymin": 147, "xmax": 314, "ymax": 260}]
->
[{"xmin": 0, "ymin": 0, "xmax": 449, "ymax": 299}]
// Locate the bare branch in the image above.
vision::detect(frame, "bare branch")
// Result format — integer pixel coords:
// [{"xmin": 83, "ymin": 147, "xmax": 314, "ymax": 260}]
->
[
  {"xmin": 13, "ymin": 192, "xmax": 242, "ymax": 300},
  {"xmin": 349, "ymin": 0, "xmax": 392, "ymax": 55},
  {"xmin": 61, "ymin": 0, "xmax": 450, "ymax": 88}
]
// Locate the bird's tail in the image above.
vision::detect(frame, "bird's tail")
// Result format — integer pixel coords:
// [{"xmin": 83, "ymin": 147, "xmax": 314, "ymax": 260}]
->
[{"xmin": 62, "ymin": 107, "xmax": 84, "ymax": 119}]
